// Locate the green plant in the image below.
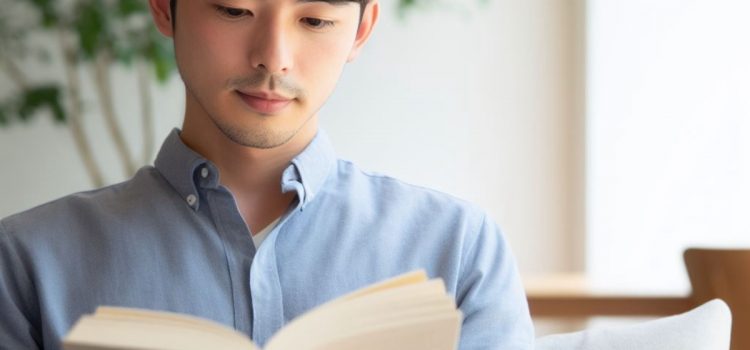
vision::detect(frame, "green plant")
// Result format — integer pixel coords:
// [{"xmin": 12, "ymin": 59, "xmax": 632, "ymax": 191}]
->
[
  {"xmin": 0, "ymin": 0, "xmax": 484, "ymax": 187},
  {"xmin": 1, "ymin": 0, "xmax": 174, "ymax": 187}
]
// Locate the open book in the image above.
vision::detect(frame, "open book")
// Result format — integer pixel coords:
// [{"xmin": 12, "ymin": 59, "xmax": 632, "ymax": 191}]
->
[{"xmin": 62, "ymin": 270, "xmax": 462, "ymax": 350}]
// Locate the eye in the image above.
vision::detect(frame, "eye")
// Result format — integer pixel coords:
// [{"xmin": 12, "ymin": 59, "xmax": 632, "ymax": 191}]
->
[
  {"xmin": 214, "ymin": 5, "xmax": 252, "ymax": 19},
  {"xmin": 301, "ymin": 17, "xmax": 335, "ymax": 30}
]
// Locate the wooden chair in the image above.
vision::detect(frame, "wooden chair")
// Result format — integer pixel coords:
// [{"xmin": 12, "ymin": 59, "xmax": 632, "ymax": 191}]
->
[{"xmin": 684, "ymin": 248, "xmax": 750, "ymax": 350}]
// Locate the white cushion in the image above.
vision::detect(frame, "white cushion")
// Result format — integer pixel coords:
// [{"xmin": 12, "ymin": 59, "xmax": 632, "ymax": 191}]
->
[{"xmin": 535, "ymin": 299, "xmax": 732, "ymax": 350}]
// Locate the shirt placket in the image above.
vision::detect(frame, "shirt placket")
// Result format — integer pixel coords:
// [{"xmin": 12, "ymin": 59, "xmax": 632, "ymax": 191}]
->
[
  {"xmin": 249, "ymin": 178, "xmax": 306, "ymax": 346},
  {"xmin": 204, "ymin": 186, "xmax": 257, "ymax": 337}
]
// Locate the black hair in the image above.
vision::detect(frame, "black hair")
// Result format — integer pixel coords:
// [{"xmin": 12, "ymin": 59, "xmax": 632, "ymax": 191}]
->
[
  {"xmin": 170, "ymin": 0, "xmax": 177, "ymax": 30},
  {"xmin": 168, "ymin": 0, "xmax": 370, "ymax": 30}
]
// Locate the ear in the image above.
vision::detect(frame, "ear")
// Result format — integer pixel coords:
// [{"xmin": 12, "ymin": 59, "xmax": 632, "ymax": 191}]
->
[
  {"xmin": 149, "ymin": 0, "xmax": 175, "ymax": 38},
  {"xmin": 347, "ymin": 1, "xmax": 380, "ymax": 62}
]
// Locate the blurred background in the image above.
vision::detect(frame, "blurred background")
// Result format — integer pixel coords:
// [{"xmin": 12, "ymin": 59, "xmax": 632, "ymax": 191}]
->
[{"xmin": 1, "ymin": 0, "xmax": 749, "ymax": 339}]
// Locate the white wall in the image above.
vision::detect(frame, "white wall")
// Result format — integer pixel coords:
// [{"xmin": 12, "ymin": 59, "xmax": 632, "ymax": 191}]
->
[
  {"xmin": 0, "ymin": 0, "xmax": 583, "ymax": 277},
  {"xmin": 587, "ymin": 0, "xmax": 750, "ymax": 293}
]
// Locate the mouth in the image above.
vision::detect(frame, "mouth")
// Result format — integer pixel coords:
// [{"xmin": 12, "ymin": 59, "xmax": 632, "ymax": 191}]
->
[{"xmin": 235, "ymin": 90, "xmax": 293, "ymax": 115}]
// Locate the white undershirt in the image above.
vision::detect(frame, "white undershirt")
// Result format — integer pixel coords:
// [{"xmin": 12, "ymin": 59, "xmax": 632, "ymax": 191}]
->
[{"xmin": 252, "ymin": 217, "xmax": 281, "ymax": 248}]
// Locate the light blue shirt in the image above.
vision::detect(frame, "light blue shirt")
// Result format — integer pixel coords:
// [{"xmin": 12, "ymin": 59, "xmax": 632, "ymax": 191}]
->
[{"xmin": 0, "ymin": 129, "xmax": 533, "ymax": 349}]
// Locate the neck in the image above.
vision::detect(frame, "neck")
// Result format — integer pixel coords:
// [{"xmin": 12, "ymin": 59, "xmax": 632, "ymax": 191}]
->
[{"xmin": 179, "ymin": 93, "xmax": 318, "ymax": 234}]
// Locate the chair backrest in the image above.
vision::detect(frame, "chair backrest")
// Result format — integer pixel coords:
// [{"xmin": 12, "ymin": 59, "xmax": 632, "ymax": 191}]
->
[
  {"xmin": 684, "ymin": 248, "xmax": 750, "ymax": 350},
  {"xmin": 535, "ymin": 299, "xmax": 732, "ymax": 350}
]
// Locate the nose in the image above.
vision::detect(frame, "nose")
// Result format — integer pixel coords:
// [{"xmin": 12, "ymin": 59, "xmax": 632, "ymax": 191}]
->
[{"xmin": 249, "ymin": 17, "xmax": 294, "ymax": 75}]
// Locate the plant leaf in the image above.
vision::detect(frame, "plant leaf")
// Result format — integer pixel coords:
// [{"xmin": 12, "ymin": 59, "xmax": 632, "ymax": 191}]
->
[
  {"xmin": 18, "ymin": 85, "xmax": 66, "ymax": 123},
  {"xmin": 0, "ymin": 105, "xmax": 8, "ymax": 126},
  {"xmin": 114, "ymin": 45, "xmax": 136, "ymax": 66},
  {"xmin": 118, "ymin": 0, "xmax": 147, "ymax": 16},
  {"xmin": 24, "ymin": 0, "xmax": 58, "ymax": 27},
  {"xmin": 143, "ymin": 28, "xmax": 176, "ymax": 83},
  {"xmin": 74, "ymin": 1, "xmax": 107, "ymax": 59}
]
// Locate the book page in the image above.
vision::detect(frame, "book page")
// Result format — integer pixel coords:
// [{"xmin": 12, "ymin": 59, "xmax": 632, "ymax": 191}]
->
[
  {"xmin": 93, "ymin": 307, "xmax": 247, "ymax": 340},
  {"xmin": 331, "ymin": 270, "xmax": 428, "ymax": 303},
  {"xmin": 265, "ymin": 275, "xmax": 460, "ymax": 350},
  {"xmin": 63, "ymin": 308, "xmax": 258, "ymax": 350},
  {"xmin": 62, "ymin": 270, "xmax": 456, "ymax": 350},
  {"xmin": 314, "ymin": 313, "xmax": 462, "ymax": 350}
]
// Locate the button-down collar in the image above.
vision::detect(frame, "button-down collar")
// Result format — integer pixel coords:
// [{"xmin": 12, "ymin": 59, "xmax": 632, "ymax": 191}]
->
[{"xmin": 154, "ymin": 128, "xmax": 336, "ymax": 211}]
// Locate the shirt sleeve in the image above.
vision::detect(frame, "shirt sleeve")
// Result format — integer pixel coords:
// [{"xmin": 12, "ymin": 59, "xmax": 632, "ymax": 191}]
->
[
  {"xmin": 0, "ymin": 222, "xmax": 42, "ymax": 350},
  {"xmin": 455, "ymin": 214, "xmax": 534, "ymax": 350}
]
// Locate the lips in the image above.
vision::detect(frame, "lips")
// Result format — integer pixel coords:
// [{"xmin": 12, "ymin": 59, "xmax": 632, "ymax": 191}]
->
[{"xmin": 236, "ymin": 91, "xmax": 293, "ymax": 115}]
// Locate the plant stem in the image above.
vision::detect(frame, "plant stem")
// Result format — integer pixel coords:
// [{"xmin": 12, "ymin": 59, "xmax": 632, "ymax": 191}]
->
[
  {"xmin": 136, "ymin": 59, "xmax": 155, "ymax": 165},
  {"xmin": 59, "ymin": 29, "xmax": 105, "ymax": 188},
  {"xmin": 93, "ymin": 51, "xmax": 137, "ymax": 177},
  {"xmin": 0, "ymin": 54, "xmax": 30, "ymax": 90}
]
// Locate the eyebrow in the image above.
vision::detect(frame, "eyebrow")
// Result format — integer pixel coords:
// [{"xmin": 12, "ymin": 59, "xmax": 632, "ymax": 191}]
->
[{"xmin": 296, "ymin": 0, "xmax": 358, "ymax": 5}]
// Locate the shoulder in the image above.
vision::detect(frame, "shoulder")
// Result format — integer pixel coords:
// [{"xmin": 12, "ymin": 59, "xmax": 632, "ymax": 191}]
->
[
  {"xmin": 0, "ymin": 166, "xmax": 165, "ymax": 242},
  {"xmin": 328, "ymin": 159, "xmax": 491, "ymax": 237},
  {"xmin": 337, "ymin": 159, "xmax": 479, "ymax": 203}
]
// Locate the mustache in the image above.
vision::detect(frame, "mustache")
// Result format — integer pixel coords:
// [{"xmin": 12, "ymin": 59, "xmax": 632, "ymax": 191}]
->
[{"xmin": 227, "ymin": 71, "xmax": 305, "ymax": 98}]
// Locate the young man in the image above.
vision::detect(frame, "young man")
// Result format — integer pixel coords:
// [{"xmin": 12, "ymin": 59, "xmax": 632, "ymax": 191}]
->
[{"xmin": 0, "ymin": 0, "xmax": 534, "ymax": 349}]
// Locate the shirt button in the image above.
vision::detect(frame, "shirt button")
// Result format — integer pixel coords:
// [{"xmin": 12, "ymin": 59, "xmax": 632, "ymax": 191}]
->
[
  {"xmin": 201, "ymin": 167, "xmax": 209, "ymax": 178},
  {"xmin": 186, "ymin": 194, "xmax": 197, "ymax": 206}
]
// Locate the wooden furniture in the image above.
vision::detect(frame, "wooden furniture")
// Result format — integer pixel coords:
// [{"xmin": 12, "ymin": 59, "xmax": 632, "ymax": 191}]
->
[
  {"xmin": 684, "ymin": 248, "xmax": 750, "ymax": 350},
  {"xmin": 526, "ymin": 248, "xmax": 750, "ymax": 349},
  {"xmin": 525, "ymin": 274, "xmax": 693, "ymax": 318}
]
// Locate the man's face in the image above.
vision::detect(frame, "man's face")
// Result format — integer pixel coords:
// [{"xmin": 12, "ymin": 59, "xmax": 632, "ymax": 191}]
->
[{"xmin": 172, "ymin": 0, "xmax": 364, "ymax": 148}]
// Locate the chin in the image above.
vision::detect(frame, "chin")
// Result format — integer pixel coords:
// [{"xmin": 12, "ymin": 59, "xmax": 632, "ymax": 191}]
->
[{"xmin": 213, "ymin": 119, "xmax": 297, "ymax": 149}]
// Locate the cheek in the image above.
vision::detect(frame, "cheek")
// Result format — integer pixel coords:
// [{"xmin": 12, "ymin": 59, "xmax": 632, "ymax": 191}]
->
[
  {"xmin": 176, "ymin": 23, "xmax": 245, "ymax": 90},
  {"xmin": 296, "ymin": 36, "xmax": 353, "ymax": 99}
]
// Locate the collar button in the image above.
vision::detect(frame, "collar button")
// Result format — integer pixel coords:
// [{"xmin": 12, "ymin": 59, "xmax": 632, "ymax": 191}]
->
[{"xmin": 186, "ymin": 194, "xmax": 197, "ymax": 206}]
